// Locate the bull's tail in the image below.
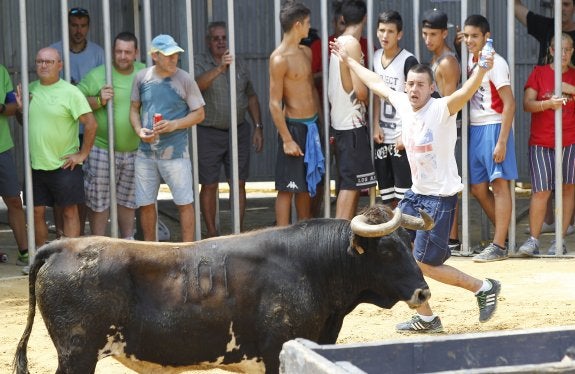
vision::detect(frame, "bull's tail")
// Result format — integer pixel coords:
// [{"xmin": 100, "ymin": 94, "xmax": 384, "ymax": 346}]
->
[{"xmin": 13, "ymin": 242, "xmax": 61, "ymax": 374}]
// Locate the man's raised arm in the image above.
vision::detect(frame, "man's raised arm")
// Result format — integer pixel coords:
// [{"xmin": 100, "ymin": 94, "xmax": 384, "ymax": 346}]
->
[
  {"xmin": 446, "ymin": 52, "xmax": 494, "ymax": 115},
  {"xmin": 329, "ymin": 40, "xmax": 394, "ymax": 101}
]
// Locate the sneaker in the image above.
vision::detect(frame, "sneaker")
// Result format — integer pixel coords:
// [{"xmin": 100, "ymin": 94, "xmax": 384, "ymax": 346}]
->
[
  {"xmin": 548, "ymin": 240, "xmax": 567, "ymax": 255},
  {"xmin": 472, "ymin": 243, "xmax": 508, "ymax": 263},
  {"xmin": 567, "ymin": 225, "xmax": 575, "ymax": 236},
  {"xmin": 524, "ymin": 221, "xmax": 556, "ymax": 234},
  {"xmin": 21, "ymin": 265, "xmax": 30, "ymax": 275},
  {"xmin": 476, "ymin": 278, "xmax": 501, "ymax": 322},
  {"xmin": 449, "ymin": 240, "xmax": 462, "ymax": 256},
  {"xmin": 518, "ymin": 237, "xmax": 540, "ymax": 257},
  {"xmin": 395, "ymin": 315, "xmax": 444, "ymax": 333},
  {"xmin": 16, "ymin": 250, "xmax": 29, "ymax": 266}
]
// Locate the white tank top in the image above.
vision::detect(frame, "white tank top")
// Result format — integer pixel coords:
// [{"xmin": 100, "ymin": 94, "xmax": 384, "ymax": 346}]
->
[
  {"xmin": 373, "ymin": 48, "xmax": 414, "ymax": 142},
  {"xmin": 328, "ymin": 35, "xmax": 367, "ymax": 130}
]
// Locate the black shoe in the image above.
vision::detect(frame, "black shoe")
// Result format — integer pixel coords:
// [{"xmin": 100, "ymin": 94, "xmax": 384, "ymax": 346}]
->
[{"xmin": 476, "ymin": 278, "xmax": 501, "ymax": 322}]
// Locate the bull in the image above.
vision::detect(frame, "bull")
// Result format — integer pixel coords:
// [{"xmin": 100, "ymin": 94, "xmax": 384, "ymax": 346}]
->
[{"xmin": 14, "ymin": 205, "xmax": 432, "ymax": 374}]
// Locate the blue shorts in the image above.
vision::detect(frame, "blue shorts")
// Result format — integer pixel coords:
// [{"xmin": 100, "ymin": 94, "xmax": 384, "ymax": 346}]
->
[
  {"xmin": 135, "ymin": 155, "xmax": 194, "ymax": 206},
  {"xmin": 469, "ymin": 124, "xmax": 518, "ymax": 184},
  {"xmin": 399, "ymin": 189, "xmax": 457, "ymax": 266}
]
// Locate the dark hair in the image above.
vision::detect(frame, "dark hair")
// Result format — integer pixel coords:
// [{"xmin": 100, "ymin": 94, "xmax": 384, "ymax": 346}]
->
[
  {"xmin": 68, "ymin": 7, "xmax": 90, "ymax": 23},
  {"xmin": 207, "ymin": 21, "xmax": 226, "ymax": 38},
  {"xmin": 332, "ymin": 0, "xmax": 344, "ymax": 18},
  {"xmin": 280, "ymin": 1, "xmax": 311, "ymax": 33},
  {"xmin": 341, "ymin": 0, "xmax": 366, "ymax": 26},
  {"xmin": 408, "ymin": 64, "xmax": 434, "ymax": 84},
  {"xmin": 378, "ymin": 10, "xmax": 403, "ymax": 33},
  {"xmin": 464, "ymin": 14, "xmax": 490, "ymax": 35},
  {"xmin": 114, "ymin": 31, "xmax": 138, "ymax": 50}
]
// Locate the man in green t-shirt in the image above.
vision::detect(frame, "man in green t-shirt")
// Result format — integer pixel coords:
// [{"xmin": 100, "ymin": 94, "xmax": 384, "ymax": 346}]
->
[
  {"xmin": 16, "ymin": 47, "xmax": 97, "ymax": 247},
  {"xmin": 0, "ymin": 64, "xmax": 28, "ymax": 265},
  {"xmin": 78, "ymin": 32, "xmax": 145, "ymax": 238}
]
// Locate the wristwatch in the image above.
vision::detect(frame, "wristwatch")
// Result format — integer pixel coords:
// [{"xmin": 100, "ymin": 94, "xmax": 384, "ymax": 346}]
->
[
  {"xmin": 255, "ymin": 123, "xmax": 263, "ymax": 129},
  {"xmin": 0, "ymin": 103, "xmax": 5, "ymax": 114}
]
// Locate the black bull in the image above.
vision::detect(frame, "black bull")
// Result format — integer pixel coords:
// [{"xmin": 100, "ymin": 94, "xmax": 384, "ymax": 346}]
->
[{"xmin": 14, "ymin": 205, "xmax": 432, "ymax": 374}]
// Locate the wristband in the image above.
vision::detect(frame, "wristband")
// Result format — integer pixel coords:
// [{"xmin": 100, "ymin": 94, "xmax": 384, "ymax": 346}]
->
[
  {"xmin": 255, "ymin": 123, "xmax": 263, "ymax": 129},
  {"xmin": 97, "ymin": 96, "xmax": 102, "ymax": 107}
]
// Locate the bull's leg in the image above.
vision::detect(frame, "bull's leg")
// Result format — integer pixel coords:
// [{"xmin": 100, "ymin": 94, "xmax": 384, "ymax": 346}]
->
[
  {"xmin": 55, "ymin": 351, "xmax": 98, "ymax": 374},
  {"xmin": 317, "ymin": 312, "xmax": 345, "ymax": 344}
]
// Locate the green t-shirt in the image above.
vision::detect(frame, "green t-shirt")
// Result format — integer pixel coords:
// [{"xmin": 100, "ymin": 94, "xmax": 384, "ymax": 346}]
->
[
  {"xmin": 29, "ymin": 79, "xmax": 92, "ymax": 170},
  {"xmin": 77, "ymin": 62, "xmax": 145, "ymax": 152},
  {"xmin": 0, "ymin": 65, "xmax": 14, "ymax": 153}
]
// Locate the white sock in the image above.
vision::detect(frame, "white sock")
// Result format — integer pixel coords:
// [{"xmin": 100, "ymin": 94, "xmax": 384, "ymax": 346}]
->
[
  {"xmin": 476, "ymin": 279, "xmax": 491, "ymax": 294},
  {"xmin": 418, "ymin": 313, "xmax": 437, "ymax": 322},
  {"xmin": 530, "ymin": 236, "xmax": 539, "ymax": 244}
]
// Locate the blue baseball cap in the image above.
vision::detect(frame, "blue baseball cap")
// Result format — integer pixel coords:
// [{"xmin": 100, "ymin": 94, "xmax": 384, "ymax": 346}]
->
[{"xmin": 150, "ymin": 34, "xmax": 184, "ymax": 56}]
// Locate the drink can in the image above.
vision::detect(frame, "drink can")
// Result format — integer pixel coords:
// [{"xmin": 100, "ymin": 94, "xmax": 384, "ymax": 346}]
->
[
  {"xmin": 0, "ymin": 253, "xmax": 7, "ymax": 263},
  {"xmin": 153, "ymin": 113, "xmax": 163, "ymax": 124}
]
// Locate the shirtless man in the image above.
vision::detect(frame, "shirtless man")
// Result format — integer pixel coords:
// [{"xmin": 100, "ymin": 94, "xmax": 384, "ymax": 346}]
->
[
  {"xmin": 269, "ymin": 1, "xmax": 324, "ymax": 226},
  {"xmin": 421, "ymin": 8, "xmax": 463, "ymax": 254}
]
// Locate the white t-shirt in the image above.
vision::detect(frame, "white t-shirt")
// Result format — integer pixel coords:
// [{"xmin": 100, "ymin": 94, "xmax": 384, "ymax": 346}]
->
[
  {"xmin": 467, "ymin": 53, "xmax": 511, "ymax": 126},
  {"xmin": 389, "ymin": 92, "xmax": 462, "ymax": 196},
  {"xmin": 373, "ymin": 48, "xmax": 416, "ymax": 142},
  {"xmin": 328, "ymin": 35, "xmax": 367, "ymax": 131}
]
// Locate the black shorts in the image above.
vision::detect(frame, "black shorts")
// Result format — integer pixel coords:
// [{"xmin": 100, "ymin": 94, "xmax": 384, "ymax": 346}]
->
[
  {"xmin": 0, "ymin": 150, "xmax": 22, "ymax": 197},
  {"xmin": 374, "ymin": 143, "xmax": 412, "ymax": 203},
  {"xmin": 333, "ymin": 126, "xmax": 377, "ymax": 190},
  {"xmin": 32, "ymin": 167, "xmax": 85, "ymax": 207},
  {"xmin": 275, "ymin": 119, "xmax": 316, "ymax": 193},
  {"xmin": 197, "ymin": 122, "xmax": 251, "ymax": 184}
]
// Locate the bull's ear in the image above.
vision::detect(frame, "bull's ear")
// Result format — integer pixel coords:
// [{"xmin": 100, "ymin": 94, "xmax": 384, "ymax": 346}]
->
[{"xmin": 347, "ymin": 234, "xmax": 365, "ymax": 255}]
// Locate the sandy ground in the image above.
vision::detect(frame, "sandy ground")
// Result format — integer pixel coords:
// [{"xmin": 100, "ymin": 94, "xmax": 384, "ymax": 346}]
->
[{"xmin": 1, "ymin": 257, "xmax": 574, "ymax": 373}]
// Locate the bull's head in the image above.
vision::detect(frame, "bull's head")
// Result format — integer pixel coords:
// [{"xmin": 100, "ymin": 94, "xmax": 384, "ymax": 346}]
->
[{"xmin": 348, "ymin": 205, "xmax": 434, "ymax": 254}]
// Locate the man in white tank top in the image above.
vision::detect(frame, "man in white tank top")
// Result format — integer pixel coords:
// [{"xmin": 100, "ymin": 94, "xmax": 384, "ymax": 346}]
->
[
  {"xmin": 327, "ymin": 0, "xmax": 377, "ymax": 219},
  {"xmin": 331, "ymin": 39, "xmax": 502, "ymax": 333},
  {"xmin": 372, "ymin": 10, "xmax": 418, "ymax": 209}
]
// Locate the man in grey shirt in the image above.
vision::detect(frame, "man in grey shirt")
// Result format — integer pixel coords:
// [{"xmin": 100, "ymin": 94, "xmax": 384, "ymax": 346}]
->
[{"xmin": 195, "ymin": 21, "xmax": 264, "ymax": 237}]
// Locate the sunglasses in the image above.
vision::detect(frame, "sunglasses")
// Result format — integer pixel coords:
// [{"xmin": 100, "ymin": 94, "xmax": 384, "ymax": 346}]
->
[{"xmin": 69, "ymin": 7, "xmax": 89, "ymax": 16}]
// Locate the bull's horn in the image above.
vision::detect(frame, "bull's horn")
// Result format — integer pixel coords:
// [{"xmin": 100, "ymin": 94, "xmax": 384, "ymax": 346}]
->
[
  {"xmin": 350, "ymin": 207, "xmax": 402, "ymax": 237},
  {"xmin": 400, "ymin": 208, "xmax": 435, "ymax": 231}
]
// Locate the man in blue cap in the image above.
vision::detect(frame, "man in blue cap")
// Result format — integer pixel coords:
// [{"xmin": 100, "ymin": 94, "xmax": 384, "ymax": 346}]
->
[{"xmin": 130, "ymin": 34, "xmax": 205, "ymax": 242}]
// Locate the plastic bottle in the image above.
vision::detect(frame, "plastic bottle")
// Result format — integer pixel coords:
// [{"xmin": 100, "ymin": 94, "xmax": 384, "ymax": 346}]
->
[{"xmin": 479, "ymin": 38, "xmax": 494, "ymax": 68}]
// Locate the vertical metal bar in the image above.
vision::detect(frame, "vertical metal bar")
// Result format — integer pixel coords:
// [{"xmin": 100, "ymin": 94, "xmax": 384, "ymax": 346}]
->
[
  {"xmin": 554, "ymin": 0, "xmax": 563, "ymax": 254},
  {"xmin": 102, "ymin": 0, "xmax": 118, "ymax": 238},
  {"xmin": 20, "ymin": 0, "xmax": 36, "ymax": 260},
  {"xmin": 61, "ymin": 0, "xmax": 71, "ymax": 81},
  {"xmin": 461, "ymin": 0, "xmax": 471, "ymax": 254},
  {"xmin": 414, "ymin": 0, "xmax": 421, "ymax": 61},
  {"xmin": 367, "ymin": 0, "xmax": 376, "ymax": 207},
  {"xmin": 507, "ymin": 0, "xmax": 516, "ymax": 253},
  {"xmin": 184, "ymin": 0, "xmax": 201, "ymax": 240},
  {"xmin": 227, "ymin": 0, "xmax": 240, "ymax": 233},
  {"xmin": 142, "ymin": 0, "xmax": 152, "ymax": 66},
  {"xmin": 275, "ymin": 0, "xmax": 281, "ymax": 47},
  {"xmin": 321, "ymin": 0, "xmax": 331, "ymax": 217},
  {"xmin": 133, "ymin": 0, "xmax": 141, "ymax": 52}
]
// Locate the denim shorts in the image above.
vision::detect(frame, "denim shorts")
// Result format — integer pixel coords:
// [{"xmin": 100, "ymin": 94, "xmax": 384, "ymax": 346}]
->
[
  {"xmin": 399, "ymin": 189, "xmax": 457, "ymax": 266},
  {"xmin": 135, "ymin": 155, "xmax": 194, "ymax": 206}
]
